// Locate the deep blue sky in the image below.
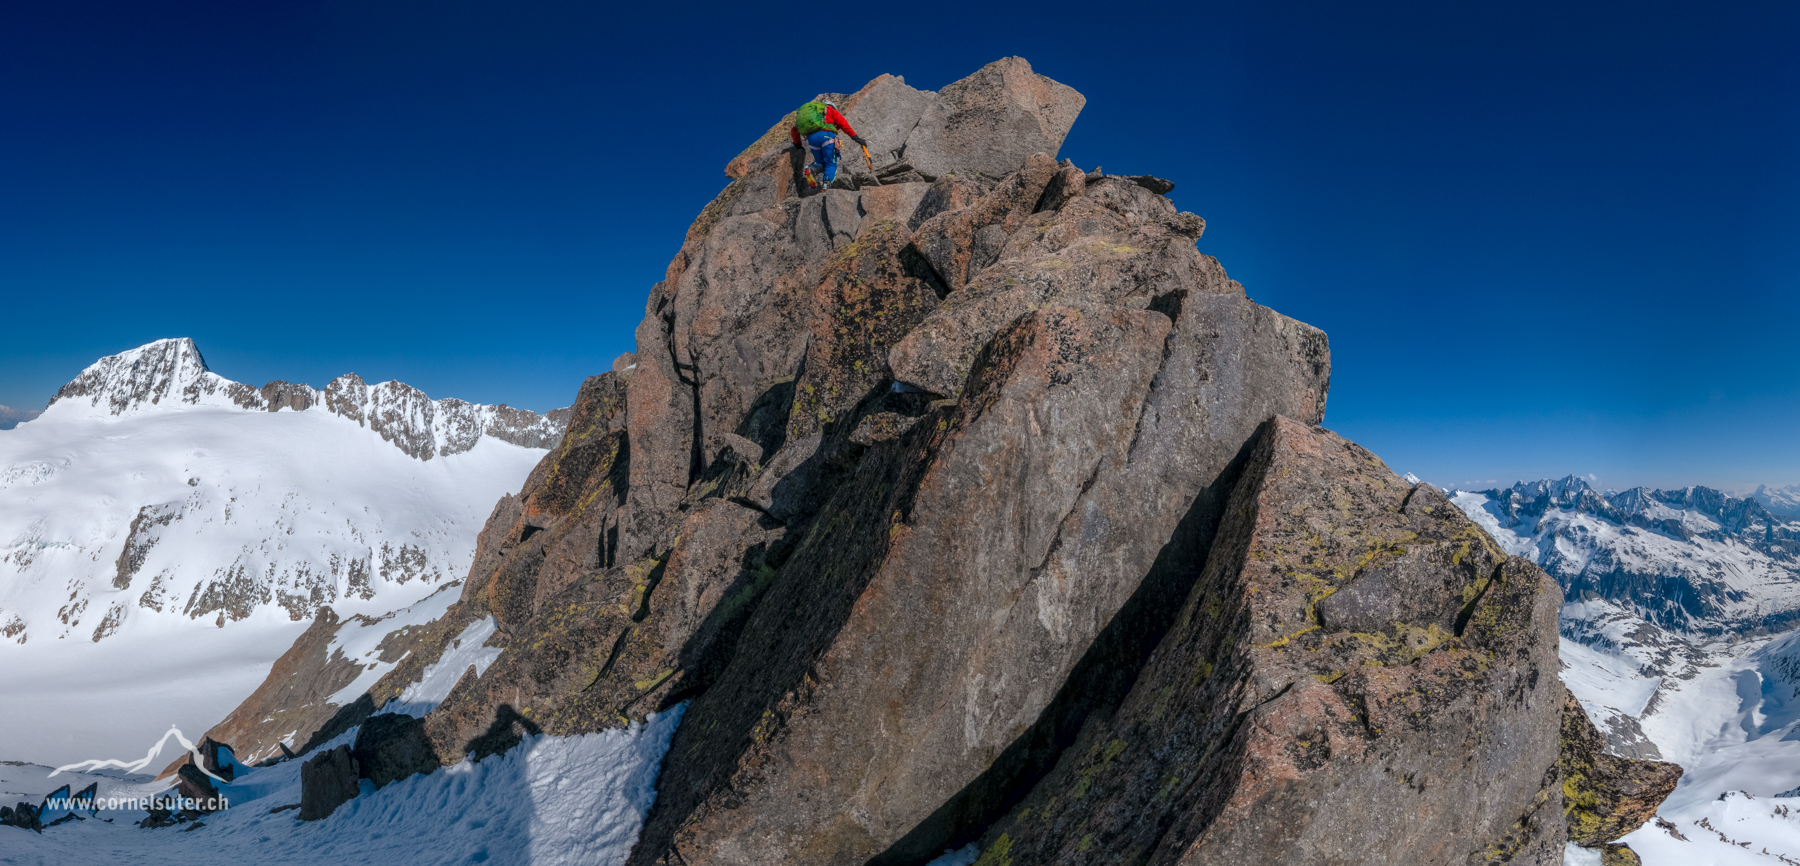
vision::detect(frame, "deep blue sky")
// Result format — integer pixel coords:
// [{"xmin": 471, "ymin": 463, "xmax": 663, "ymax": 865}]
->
[{"xmin": 2, "ymin": 1, "xmax": 1795, "ymax": 491}]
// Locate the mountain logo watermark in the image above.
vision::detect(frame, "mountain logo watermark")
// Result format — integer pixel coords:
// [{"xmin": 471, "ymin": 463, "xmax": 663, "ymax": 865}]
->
[{"xmin": 49, "ymin": 725, "xmax": 230, "ymax": 783}]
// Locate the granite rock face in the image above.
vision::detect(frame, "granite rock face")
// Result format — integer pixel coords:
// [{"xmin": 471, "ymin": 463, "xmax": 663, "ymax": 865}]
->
[
  {"xmin": 205, "ymin": 56, "xmax": 1638, "ymax": 866},
  {"xmin": 1559, "ymin": 690, "xmax": 1683, "ymax": 848},
  {"xmin": 721, "ymin": 58, "xmax": 1082, "ymax": 186},
  {"xmin": 969, "ymin": 417, "xmax": 1569, "ymax": 865},
  {"xmin": 900, "ymin": 57, "xmax": 1085, "ymax": 181}
]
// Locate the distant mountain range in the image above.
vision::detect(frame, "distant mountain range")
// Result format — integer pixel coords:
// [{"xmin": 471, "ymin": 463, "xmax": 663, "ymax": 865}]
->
[
  {"xmin": 1753, "ymin": 483, "xmax": 1800, "ymax": 519},
  {"xmin": 1452, "ymin": 475, "xmax": 1800, "ymax": 636}
]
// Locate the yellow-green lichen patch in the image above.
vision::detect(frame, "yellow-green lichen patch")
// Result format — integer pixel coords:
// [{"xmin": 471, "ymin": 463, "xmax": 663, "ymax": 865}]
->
[
  {"xmin": 633, "ymin": 668, "xmax": 674, "ymax": 693},
  {"xmin": 973, "ymin": 833, "xmax": 1013, "ymax": 866}
]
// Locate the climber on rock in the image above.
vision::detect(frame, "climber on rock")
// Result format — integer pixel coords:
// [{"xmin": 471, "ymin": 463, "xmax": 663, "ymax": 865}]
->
[{"xmin": 789, "ymin": 98, "xmax": 866, "ymax": 189}]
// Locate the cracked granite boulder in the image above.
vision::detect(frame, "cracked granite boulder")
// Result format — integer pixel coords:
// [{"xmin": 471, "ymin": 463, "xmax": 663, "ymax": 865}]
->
[{"xmin": 970, "ymin": 418, "xmax": 1569, "ymax": 866}]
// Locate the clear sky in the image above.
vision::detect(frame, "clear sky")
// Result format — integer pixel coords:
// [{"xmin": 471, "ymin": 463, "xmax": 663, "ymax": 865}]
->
[{"xmin": 2, "ymin": 0, "xmax": 1795, "ymax": 492}]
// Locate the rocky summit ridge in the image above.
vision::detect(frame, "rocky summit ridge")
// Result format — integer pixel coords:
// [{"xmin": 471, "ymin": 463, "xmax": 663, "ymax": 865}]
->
[{"xmin": 211, "ymin": 58, "xmax": 1674, "ymax": 865}]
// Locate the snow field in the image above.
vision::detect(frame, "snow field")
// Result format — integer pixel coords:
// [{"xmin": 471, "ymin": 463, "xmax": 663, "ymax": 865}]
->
[
  {"xmin": 0, "ymin": 401, "xmax": 544, "ymax": 767},
  {"xmin": 0, "ymin": 706, "xmax": 684, "ymax": 866}
]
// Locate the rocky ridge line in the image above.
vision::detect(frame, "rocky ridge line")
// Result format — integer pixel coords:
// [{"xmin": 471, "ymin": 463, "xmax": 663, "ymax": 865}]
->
[{"xmin": 48, "ymin": 337, "xmax": 566, "ymax": 459}]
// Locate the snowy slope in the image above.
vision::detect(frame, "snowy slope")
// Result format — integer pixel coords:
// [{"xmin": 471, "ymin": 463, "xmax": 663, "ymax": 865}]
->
[
  {"xmin": 0, "ymin": 707, "xmax": 684, "ymax": 866},
  {"xmin": 0, "ymin": 339, "xmax": 558, "ymax": 767},
  {"xmin": 1567, "ymin": 616, "xmax": 1800, "ymax": 864}
]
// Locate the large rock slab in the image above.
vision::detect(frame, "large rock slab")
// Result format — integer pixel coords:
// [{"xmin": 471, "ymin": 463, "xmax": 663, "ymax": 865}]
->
[
  {"xmin": 971, "ymin": 417, "xmax": 1568, "ymax": 865},
  {"xmin": 629, "ymin": 306, "xmax": 1178, "ymax": 866},
  {"xmin": 902, "ymin": 57, "xmax": 1085, "ymax": 182}
]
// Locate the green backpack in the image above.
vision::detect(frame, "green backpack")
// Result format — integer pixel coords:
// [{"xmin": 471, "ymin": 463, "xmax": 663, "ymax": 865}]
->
[{"xmin": 794, "ymin": 101, "xmax": 839, "ymax": 137}]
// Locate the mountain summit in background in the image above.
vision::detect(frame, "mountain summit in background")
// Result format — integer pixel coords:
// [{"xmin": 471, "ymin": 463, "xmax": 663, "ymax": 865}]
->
[
  {"xmin": 0, "ymin": 337, "xmax": 564, "ymax": 766},
  {"xmin": 47, "ymin": 337, "xmax": 566, "ymax": 458}
]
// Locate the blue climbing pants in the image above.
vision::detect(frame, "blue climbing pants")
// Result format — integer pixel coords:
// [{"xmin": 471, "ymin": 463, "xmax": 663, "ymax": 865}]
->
[{"xmin": 805, "ymin": 130, "xmax": 840, "ymax": 182}]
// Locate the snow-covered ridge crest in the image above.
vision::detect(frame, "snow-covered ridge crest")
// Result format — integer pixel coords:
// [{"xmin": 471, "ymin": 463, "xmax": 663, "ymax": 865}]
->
[
  {"xmin": 46, "ymin": 338, "xmax": 566, "ymax": 460},
  {"xmin": 1453, "ymin": 474, "xmax": 1800, "ymax": 636},
  {"xmin": 51, "ymin": 337, "xmax": 255, "ymax": 415}
]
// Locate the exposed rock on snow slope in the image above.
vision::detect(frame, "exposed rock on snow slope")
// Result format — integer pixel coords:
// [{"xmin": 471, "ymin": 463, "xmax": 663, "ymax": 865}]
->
[
  {"xmin": 0, "ymin": 339, "xmax": 560, "ymax": 767},
  {"xmin": 202, "ymin": 58, "xmax": 1649, "ymax": 866},
  {"xmin": 0, "ymin": 707, "xmax": 683, "ymax": 866}
]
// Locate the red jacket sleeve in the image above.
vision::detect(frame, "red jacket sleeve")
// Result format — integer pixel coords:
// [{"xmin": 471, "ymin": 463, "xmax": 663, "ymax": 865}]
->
[
  {"xmin": 825, "ymin": 106, "xmax": 858, "ymax": 139},
  {"xmin": 791, "ymin": 125, "xmax": 802, "ymax": 147}
]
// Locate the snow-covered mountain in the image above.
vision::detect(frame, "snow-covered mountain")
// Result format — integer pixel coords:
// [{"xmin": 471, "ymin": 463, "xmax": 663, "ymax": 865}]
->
[
  {"xmin": 1453, "ymin": 476, "xmax": 1800, "ymax": 636},
  {"xmin": 1755, "ymin": 484, "xmax": 1800, "ymax": 520},
  {"xmin": 0, "ymin": 338, "xmax": 563, "ymax": 766},
  {"xmin": 1452, "ymin": 478, "xmax": 1800, "ymax": 864}
]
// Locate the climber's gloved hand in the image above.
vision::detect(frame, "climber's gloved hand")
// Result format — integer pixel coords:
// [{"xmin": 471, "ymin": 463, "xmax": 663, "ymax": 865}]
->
[{"xmin": 851, "ymin": 135, "xmax": 868, "ymax": 147}]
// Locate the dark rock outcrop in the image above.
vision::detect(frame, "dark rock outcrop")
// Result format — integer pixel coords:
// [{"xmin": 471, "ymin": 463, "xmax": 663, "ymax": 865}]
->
[
  {"xmin": 196, "ymin": 737, "xmax": 236, "ymax": 782},
  {"xmin": 299, "ymin": 744, "xmax": 361, "ymax": 821},
  {"xmin": 113, "ymin": 502, "xmax": 180, "ymax": 591},
  {"xmin": 174, "ymin": 759, "xmax": 221, "ymax": 809},
  {"xmin": 351, "ymin": 713, "xmax": 440, "ymax": 789},
  {"xmin": 1560, "ymin": 691, "xmax": 1683, "ymax": 848},
  {"xmin": 3, "ymin": 802, "xmax": 43, "ymax": 832}
]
